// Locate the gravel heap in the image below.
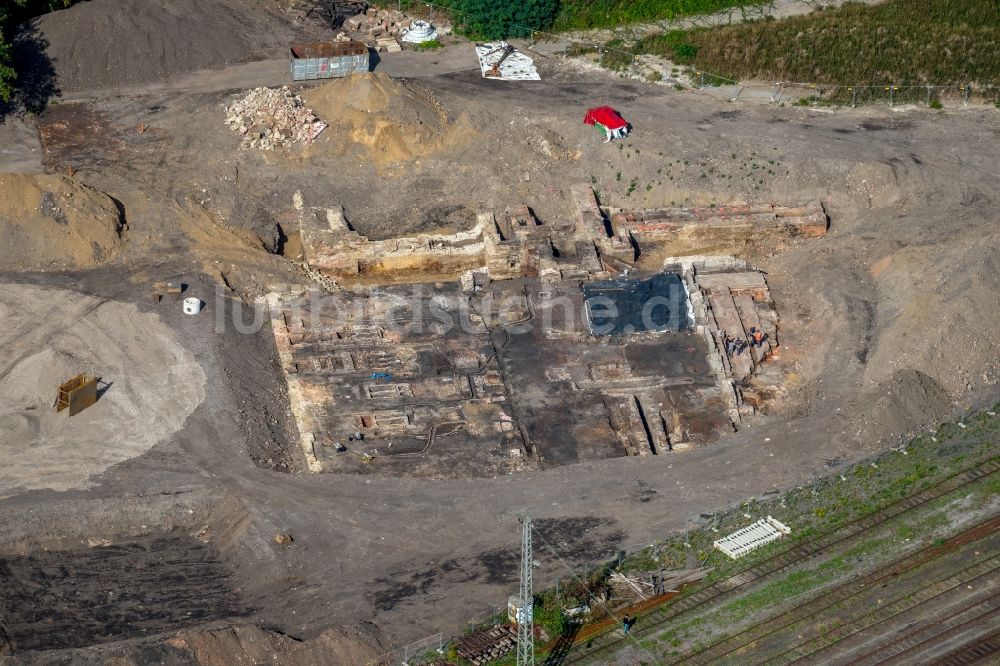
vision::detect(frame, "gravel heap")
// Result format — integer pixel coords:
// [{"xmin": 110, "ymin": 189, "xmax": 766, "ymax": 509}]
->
[
  {"xmin": 20, "ymin": 0, "xmax": 310, "ymax": 93},
  {"xmin": 225, "ymin": 86, "xmax": 327, "ymax": 151}
]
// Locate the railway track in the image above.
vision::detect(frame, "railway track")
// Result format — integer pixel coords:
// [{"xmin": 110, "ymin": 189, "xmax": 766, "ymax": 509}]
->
[
  {"xmin": 674, "ymin": 515, "xmax": 1000, "ymax": 664},
  {"xmin": 799, "ymin": 588, "xmax": 1000, "ymax": 665},
  {"xmin": 928, "ymin": 629, "xmax": 1000, "ymax": 666},
  {"xmin": 563, "ymin": 455, "xmax": 1000, "ymax": 665},
  {"xmin": 854, "ymin": 600, "xmax": 1000, "ymax": 666}
]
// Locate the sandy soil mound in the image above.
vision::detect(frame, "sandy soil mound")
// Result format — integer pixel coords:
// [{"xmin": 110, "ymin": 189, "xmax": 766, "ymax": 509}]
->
[
  {"xmin": 302, "ymin": 73, "xmax": 474, "ymax": 165},
  {"xmin": 0, "ymin": 173, "xmax": 125, "ymax": 271},
  {"xmin": 164, "ymin": 625, "xmax": 391, "ymax": 666},
  {"xmin": 865, "ymin": 235, "xmax": 1000, "ymax": 396},
  {"xmin": 853, "ymin": 369, "xmax": 953, "ymax": 443},
  {"xmin": 0, "ymin": 283, "xmax": 206, "ymax": 497},
  {"xmin": 19, "ymin": 0, "xmax": 304, "ymax": 93}
]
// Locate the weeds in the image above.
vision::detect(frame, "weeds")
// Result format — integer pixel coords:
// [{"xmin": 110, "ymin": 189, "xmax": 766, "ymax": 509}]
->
[
  {"xmin": 627, "ymin": 0, "xmax": 1000, "ymax": 88},
  {"xmin": 413, "ymin": 38, "xmax": 442, "ymax": 50},
  {"xmin": 554, "ymin": 0, "xmax": 764, "ymax": 31}
]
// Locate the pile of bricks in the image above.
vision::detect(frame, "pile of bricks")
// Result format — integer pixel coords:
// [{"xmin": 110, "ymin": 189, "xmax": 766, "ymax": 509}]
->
[
  {"xmin": 343, "ymin": 7, "xmax": 408, "ymax": 39},
  {"xmin": 225, "ymin": 86, "xmax": 327, "ymax": 151}
]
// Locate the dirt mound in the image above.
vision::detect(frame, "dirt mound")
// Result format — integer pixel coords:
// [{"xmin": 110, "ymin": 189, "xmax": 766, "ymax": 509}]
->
[
  {"xmin": 302, "ymin": 73, "xmax": 474, "ymax": 165},
  {"xmin": 0, "ymin": 283, "xmax": 206, "ymax": 497},
  {"xmin": 22, "ymin": 624, "xmax": 392, "ymax": 665},
  {"xmin": 865, "ymin": 235, "xmax": 1000, "ymax": 396},
  {"xmin": 166, "ymin": 625, "xmax": 391, "ymax": 666},
  {"xmin": 0, "ymin": 173, "xmax": 125, "ymax": 271},
  {"xmin": 853, "ymin": 369, "xmax": 953, "ymax": 444},
  {"xmin": 19, "ymin": 0, "xmax": 305, "ymax": 93},
  {"xmin": 0, "ymin": 349, "xmax": 93, "ymax": 409}
]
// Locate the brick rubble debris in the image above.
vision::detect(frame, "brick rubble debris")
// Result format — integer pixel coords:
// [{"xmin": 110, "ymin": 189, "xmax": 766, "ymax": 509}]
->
[
  {"xmin": 225, "ymin": 86, "xmax": 327, "ymax": 151},
  {"xmin": 338, "ymin": 8, "xmax": 451, "ymax": 50}
]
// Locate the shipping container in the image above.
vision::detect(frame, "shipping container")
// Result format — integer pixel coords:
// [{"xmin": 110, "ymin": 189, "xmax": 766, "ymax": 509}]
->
[{"xmin": 290, "ymin": 41, "xmax": 369, "ymax": 81}]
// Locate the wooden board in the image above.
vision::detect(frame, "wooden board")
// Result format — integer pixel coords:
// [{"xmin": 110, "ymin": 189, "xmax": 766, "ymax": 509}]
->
[
  {"xmin": 733, "ymin": 292, "xmax": 771, "ymax": 367},
  {"xmin": 709, "ymin": 293, "xmax": 753, "ymax": 380},
  {"xmin": 695, "ymin": 271, "xmax": 767, "ymax": 292},
  {"xmin": 56, "ymin": 374, "xmax": 98, "ymax": 416}
]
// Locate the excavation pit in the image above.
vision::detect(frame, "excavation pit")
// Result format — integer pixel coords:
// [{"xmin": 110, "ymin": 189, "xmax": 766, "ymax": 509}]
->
[
  {"xmin": 273, "ymin": 187, "xmax": 816, "ymax": 477},
  {"xmin": 583, "ymin": 272, "xmax": 692, "ymax": 335},
  {"xmin": 269, "ymin": 274, "xmax": 740, "ymax": 475}
]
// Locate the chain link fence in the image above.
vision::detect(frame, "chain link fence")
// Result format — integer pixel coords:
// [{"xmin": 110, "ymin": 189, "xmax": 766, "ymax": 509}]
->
[
  {"xmin": 368, "ymin": 631, "xmax": 445, "ymax": 665},
  {"xmin": 767, "ymin": 81, "xmax": 1000, "ymax": 108}
]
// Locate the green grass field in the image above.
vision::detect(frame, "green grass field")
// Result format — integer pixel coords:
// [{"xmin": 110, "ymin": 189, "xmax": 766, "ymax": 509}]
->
[{"xmin": 631, "ymin": 0, "xmax": 1000, "ymax": 86}]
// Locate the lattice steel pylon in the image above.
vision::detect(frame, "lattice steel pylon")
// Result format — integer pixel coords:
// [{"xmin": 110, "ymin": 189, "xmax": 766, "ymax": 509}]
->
[{"xmin": 516, "ymin": 516, "xmax": 534, "ymax": 666}]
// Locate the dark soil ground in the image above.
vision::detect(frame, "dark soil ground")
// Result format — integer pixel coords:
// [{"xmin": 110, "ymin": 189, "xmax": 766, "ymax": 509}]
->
[
  {"xmin": 0, "ymin": 535, "xmax": 246, "ymax": 651},
  {"xmin": 16, "ymin": 0, "xmax": 325, "ymax": 95}
]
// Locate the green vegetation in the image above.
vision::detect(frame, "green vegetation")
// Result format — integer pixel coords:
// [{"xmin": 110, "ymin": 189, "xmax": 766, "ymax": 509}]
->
[
  {"xmin": 532, "ymin": 591, "xmax": 575, "ymax": 637},
  {"xmin": 0, "ymin": 0, "xmax": 79, "ymax": 103},
  {"xmin": 440, "ymin": 0, "xmax": 764, "ymax": 39},
  {"xmin": 553, "ymin": 0, "xmax": 764, "ymax": 31},
  {"xmin": 631, "ymin": 0, "xmax": 1000, "ymax": 87},
  {"xmin": 0, "ymin": 30, "xmax": 13, "ymax": 102},
  {"xmin": 448, "ymin": 0, "xmax": 560, "ymax": 39},
  {"xmin": 413, "ymin": 38, "xmax": 443, "ymax": 50}
]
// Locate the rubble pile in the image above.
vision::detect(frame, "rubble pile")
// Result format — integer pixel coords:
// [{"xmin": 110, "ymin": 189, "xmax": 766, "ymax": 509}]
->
[
  {"xmin": 343, "ymin": 7, "xmax": 408, "ymax": 38},
  {"xmin": 339, "ymin": 8, "xmax": 450, "ymax": 50},
  {"xmin": 225, "ymin": 86, "xmax": 327, "ymax": 151}
]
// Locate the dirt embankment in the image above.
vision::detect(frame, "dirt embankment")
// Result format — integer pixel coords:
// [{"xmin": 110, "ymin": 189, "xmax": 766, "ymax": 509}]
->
[
  {"xmin": 19, "ymin": 0, "xmax": 308, "ymax": 94},
  {"xmin": 301, "ymin": 72, "xmax": 476, "ymax": 166},
  {"xmin": 0, "ymin": 173, "xmax": 125, "ymax": 271},
  {"xmin": 8, "ymin": 625, "xmax": 392, "ymax": 665}
]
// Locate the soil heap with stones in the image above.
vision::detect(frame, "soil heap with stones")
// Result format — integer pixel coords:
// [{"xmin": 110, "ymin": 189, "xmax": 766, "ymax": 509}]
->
[
  {"xmin": 301, "ymin": 72, "xmax": 474, "ymax": 165},
  {"xmin": 0, "ymin": 174, "xmax": 125, "ymax": 271}
]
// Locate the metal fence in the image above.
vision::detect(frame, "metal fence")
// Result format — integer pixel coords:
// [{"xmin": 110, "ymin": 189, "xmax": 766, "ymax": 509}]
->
[
  {"xmin": 370, "ymin": 631, "xmax": 445, "ymax": 665},
  {"xmin": 764, "ymin": 81, "xmax": 1000, "ymax": 108}
]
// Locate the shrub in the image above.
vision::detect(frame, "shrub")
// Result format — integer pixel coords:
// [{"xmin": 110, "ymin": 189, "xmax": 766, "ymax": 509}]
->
[
  {"xmin": 674, "ymin": 43, "xmax": 698, "ymax": 62},
  {"xmin": 533, "ymin": 595, "xmax": 573, "ymax": 637},
  {"xmin": 451, "ymin": 0, "xmax": 559, "ymax": 39},
  {"xmin": 0, "ymin": 31, "xmax": 14, "ymax": 103},
  {"xmin": 600, "ymin": 39, "xmax": 634, "ymax": 70}
]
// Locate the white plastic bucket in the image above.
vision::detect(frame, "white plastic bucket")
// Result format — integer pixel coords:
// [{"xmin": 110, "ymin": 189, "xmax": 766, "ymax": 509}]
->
[{"xmin": 182, "ymin": 297, "xmax": 202, "ymax": 315}]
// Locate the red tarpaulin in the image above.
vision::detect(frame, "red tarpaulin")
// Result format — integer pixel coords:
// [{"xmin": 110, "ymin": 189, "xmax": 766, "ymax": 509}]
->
[{"xmin": 583, "ymin": 106, "xmax": 627, "ymax": 130}]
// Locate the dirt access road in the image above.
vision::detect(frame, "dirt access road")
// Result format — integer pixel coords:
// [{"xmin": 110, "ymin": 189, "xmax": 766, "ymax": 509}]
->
[{"xmin": 1, "ymin": 36, "xmax": 999, "ymax": 661}]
